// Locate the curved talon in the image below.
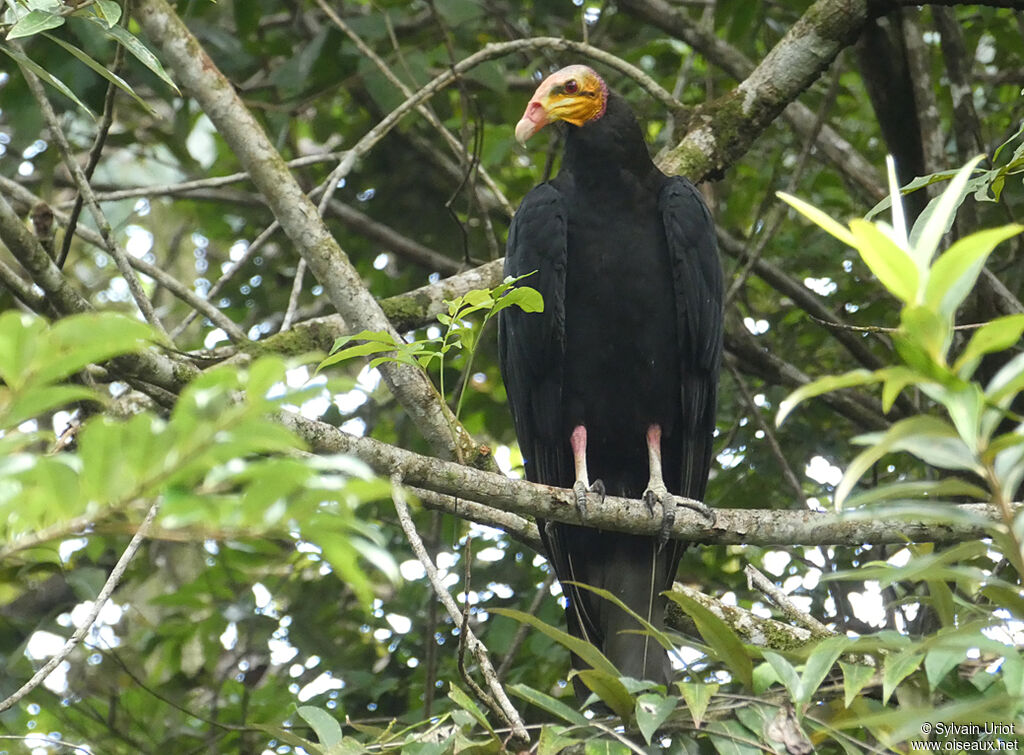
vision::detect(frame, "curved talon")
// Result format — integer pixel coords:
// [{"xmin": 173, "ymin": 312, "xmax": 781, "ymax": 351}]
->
[
  {"xmin": 572, "ymin": 479, "xmax": 605, "ymax": 523},
  {"xmin": 642, "ymin": 483, "xmax": 676, "ymax": 550},
  {"xmin": 680, "ymin": 499, "xmax": 716, "ymax": 527}
]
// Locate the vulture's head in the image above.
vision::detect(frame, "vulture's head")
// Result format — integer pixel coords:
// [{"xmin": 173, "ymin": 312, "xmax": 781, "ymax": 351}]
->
[{"xmin": 514, "ymin": 64, "xmax": 608, "ymax": 145}]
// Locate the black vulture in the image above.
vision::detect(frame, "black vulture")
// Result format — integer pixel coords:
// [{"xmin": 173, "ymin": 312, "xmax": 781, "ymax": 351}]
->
[{"xmin": 498, "ymin": 64, "xmax": 723, "ymax": 687}]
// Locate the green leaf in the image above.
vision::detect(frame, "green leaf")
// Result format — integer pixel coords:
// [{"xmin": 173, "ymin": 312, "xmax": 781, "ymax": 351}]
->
[
  {"xmin": 704, "ymin": 720, "xmax": 765, "ymax": 755},
  {"xmin": 776, "ymin": 192, "xmax": 858, "ymax": 248},
  {"xmin": 313, "ymin": 530, "xmax": 374, "ymax": 608},
  {"xmin": 923, "ymin": 646, "xmax": 961, "ymax": 690},
  {"xmin": 448, "ymin": 684, "xmax": 494, "ymax": 735},
  {"xmin": 954, "ymin": 313, "xmax": 1024, "ymax": 378},
  {"xmin": 899, "ymin": 305, "xmax": 951, "ymax": 364},
  {"xmin": 666, "ymin": 591, "xmax": 754, "ymax": 689},
  {"xmin": 508, "ymin": 684, "xmax": 589, "ymax": 726},
  {"xmin": 42, "ymin": 33, "xmax": 156, "ymax": 115},
  {"xmin": 836, "ymin": 416, "xmax": 980, "ymax": 507},
  {"xmin": 491, "ymin": 285, "xmax": 544, "ymax": 316},
  {"xmin": 986, "ymin": 351, "xmax": 1024, "ymax": 405},
  {"xmin": 776, "ymin": 369, "xmax": 879, "ymax": 426},
  {"xmin": 909, "ymin": 155, "xmax": 986, "ymax": 270},
  {"xmin": 884, "ymin": 155, "xmax": 910, "ymax": 249},
  {"xmin": 572, "ymin": 669, "xmax": 634, "ymax": 719},
  {"xmin": 0, "ymin": 44, "xmax": 96, "ymax": 117},
  {"xmin": 568, "ymin": 582, "xmax": 676, "ymax": 655},
  {"xmin": 881, "ymin": 651, "xmax": 923, "ymax": 704},
  {"xmin": 39, "ymin": 312, "xmax": 153, "ymax": 387},
  {"xmin": 865, "ymin": 168, "xmax": 962, "ymax": 221},
  {"xmin": 92, "ymin": 0, "xmax": 123, "ymax": 26},
  {"xmin": 839, "ymin": 661, "xmax": 876, "ymax": 708},
  {"xmin": 537, "ymin": 725, "xmax": 582, "ymax": 755},
  {"xmin": 676, "ymin": 681, "xmax": 717, "ymax": 727},
  {"xmin": 925, "ymin": 225, "xmax": 1023, "ymax": 321},
  {"xmin": 994, "ymin": 120, "xmax": 1024, "ymax": 163},
  {"xmin": 752, "ymin": 661, "xmax": 781, "ymax": 695},
  {"xmin": 6, "ymin": 9, "xmax": 65, "ymax": 39},
  {"xmin": 981, "ymin": 584, "xmax": 1024, "ymax": 621},
  {"xmin": 296, "ymin": 705, "xmax": 343, "ymax": 748},
  {"xmin": 96, "ymin": 23, "xmax": 181, "ymax": 94},
  {"xmin": 635, "ymin": 693, "xmax": 677, "ymax": 745},
  {"xmin": 489, "ymin": 608, "xmax": 619, "ymax": 676},
  {"xmin": 926, "ymin": 579, "xmax": 956, "ymax": 628},
  {"xmin": 841, "ymin": 477, "xmax": 988, "ymax": 508},
  {"xmin": 318, "ymin": 329, "xmax": 403, "ymax": 371},
  {"xmin": 848, "ymin": 219, "xmax": 919, "ymax": 303},
  {"xmin": 799, "ymin": 635, "xmax": 850, "ymax": 704},
  {"xmin": 2, "ymin": 384, "xmax": 96, "ymax": 429},
  {"xmin": 879, "ymin": 366, "xmax": 921, "ymax": 413},
  {"xmin": 762, "ymin": 651, "xmax": 801, "ymax": 700},
  {"xmin": 583, "ymin": 741, "xmax": 632, "ymax": 755}
]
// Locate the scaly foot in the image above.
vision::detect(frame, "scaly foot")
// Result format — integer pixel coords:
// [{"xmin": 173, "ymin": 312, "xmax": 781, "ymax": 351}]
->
[
  {"xmin": 644, "ymin": 484, "xmax": 716, "ymax": 548},
  {"xmin": 572, "ymin": 478, "xmax": 605, "ymax": 522}
]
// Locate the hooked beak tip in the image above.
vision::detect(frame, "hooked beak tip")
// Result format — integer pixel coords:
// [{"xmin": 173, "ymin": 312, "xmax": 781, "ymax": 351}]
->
[
  {"xmin": 514, "ymin": 117, "xmax": 537, "ymax": 145},
  {"xmin": 515, "ymin": 100, "xmax": 548, "ymax": 145}
]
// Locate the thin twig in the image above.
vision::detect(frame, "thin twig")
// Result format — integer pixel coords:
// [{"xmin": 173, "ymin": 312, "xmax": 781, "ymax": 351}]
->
[
  {"xmin": 724, "ymin": 60, "xmax": 841, "ymax": 307},
  {"xmin": 57, "ymin": 30, "xmax": 125, "ymax": 268},
  {"xmin": 15, "ymin": 43, "xmax": 170, "ymax": 341},
  {"xmin": 280, "ymin": 257, "xmax": 307, "ymax": 331},
  {"xmin": 56, "ymin": 152, "xmax": 348, "ymax": 207},
  {"xmin": 390, "ymin": 478, "xmax": 529, "ymax": 742},
  {"xmin": 744, "ymin": 564, "xmax": 834, "ymax": 639},
  {"xmin": 0, "ymin": 177, "xmax": 248, "ymax": 343},
  {"xmin": 170, "ymin": 220, "xmax": 280, "ymax": 340},
  {"xmin": 0, "ymin": 501, "xmax": 160, "ymax": 714},
  {"xmin": 316, "ymin": 0, "xmax": 512, "ymax": 216}
]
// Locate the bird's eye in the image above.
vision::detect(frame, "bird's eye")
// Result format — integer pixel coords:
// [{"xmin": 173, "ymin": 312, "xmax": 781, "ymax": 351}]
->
[{"xmin": 563, "ymin": 79, "xmax": 579, "ymax": 94}]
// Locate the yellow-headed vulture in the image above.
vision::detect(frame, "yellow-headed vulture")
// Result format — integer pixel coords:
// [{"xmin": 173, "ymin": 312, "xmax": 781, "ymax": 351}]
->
[{"xmin": 498, "ymin": 65, "xmax": 723, "ymax": 686}]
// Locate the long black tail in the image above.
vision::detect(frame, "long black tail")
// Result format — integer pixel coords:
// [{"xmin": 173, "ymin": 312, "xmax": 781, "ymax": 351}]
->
[{"xmin": 539, "ymin": 522, "xmax": 678, "ymax": 691}]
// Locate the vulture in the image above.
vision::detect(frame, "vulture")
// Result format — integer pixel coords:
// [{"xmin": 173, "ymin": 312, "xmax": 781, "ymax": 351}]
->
[{"xmin": 498, "ymin": 64, "xmax": 723, "ymax": 687}]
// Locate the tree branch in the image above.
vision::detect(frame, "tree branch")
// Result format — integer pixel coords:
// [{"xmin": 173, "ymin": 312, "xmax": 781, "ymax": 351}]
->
[
  {"xmin": 0, "ymin": 177, "xmax": 250, "ymax": 344},
  {"xmin": 15, "ymin": 43, "xmax": 171, "ymax": 341},
  {"xmin": 0, "ymin": 501, "xmax": 159, "ymax": 714},
  {"xmin": 0, "ymin": 192, "xmax": 198, "ymax": 393},
  {"xmin": 135, "ymin": 0, "xmax": 473, "ymax": 462},
  {"xmin": 620, "ymin": 0, "xmax": 884, "ymax": 198},
  {"xmin": 280, "ymin": 411, "xmax": 1010, "ymax": 547},
  {"xmin": 391, "ymin": 480, "xmax": 528, "ymax": 742}
]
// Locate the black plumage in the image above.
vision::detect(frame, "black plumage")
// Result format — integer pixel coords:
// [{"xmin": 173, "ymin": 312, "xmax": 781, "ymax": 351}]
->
[{"xmin": 498, "ymin": 65, "xmax": 723, "ymax": 686}]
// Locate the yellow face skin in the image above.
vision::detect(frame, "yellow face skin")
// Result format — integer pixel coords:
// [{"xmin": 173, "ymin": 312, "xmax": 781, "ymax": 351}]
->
[{"xmin": 514, "ymin": 64, "xmax": 608, "ymax": 145}]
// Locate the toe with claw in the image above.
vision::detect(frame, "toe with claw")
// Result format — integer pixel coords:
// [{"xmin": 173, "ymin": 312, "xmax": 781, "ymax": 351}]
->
[
  {"xmin": 680, "ymin": 499, "xmax": 716, "ymax": 527},
  {"xmin": 642, "ymin": 483, "xmax": 676, "ymax": 549},
  {"xmin": 572, "ymin": 479, "xmax": 605, "ymax": 522}
]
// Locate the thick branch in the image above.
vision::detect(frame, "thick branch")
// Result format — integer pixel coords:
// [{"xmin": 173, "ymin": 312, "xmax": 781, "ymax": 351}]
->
[
  {"xmin": 621, "ymin": 0, "xmax": 883, "ymax": 197},
  {"xmin": 0, "ymin": 192, "xmax": 197, "ymax": 392},
  {"xmin": 280, "ymin": 412, "xmax": 1007, "ymax": 547},
  {"xmin": 0, "ymin": 178, "xmax": 249, "ymax": 343},
  {"xmin": 134, "ymin": 0, "xmax": 470, "ymax": 461},
  {"xmin": 661, "ymin": 0, "xmax": 869, "ymax": 179}
]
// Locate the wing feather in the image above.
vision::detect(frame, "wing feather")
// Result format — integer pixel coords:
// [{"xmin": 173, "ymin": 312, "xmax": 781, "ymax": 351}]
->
[
  {"xmin": 498, "ymin": 182, "xmax": 571, "ymax": 486},
  {"xmin": 659, "ymin": 176, "xmax": 724, "ymax": 502}
]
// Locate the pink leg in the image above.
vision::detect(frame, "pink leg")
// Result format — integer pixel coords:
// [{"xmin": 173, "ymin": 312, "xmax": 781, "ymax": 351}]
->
[
  {"xmin": 570, "ymin": 425, "xmax": 604, "ymax": 515},
  {"xmin": 644, "ymin": 424, "xmax": 715, "ymax": 543},
  {"xmin": 571, "ymin": 425, "xmax": 590, "ymax": 489}
]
